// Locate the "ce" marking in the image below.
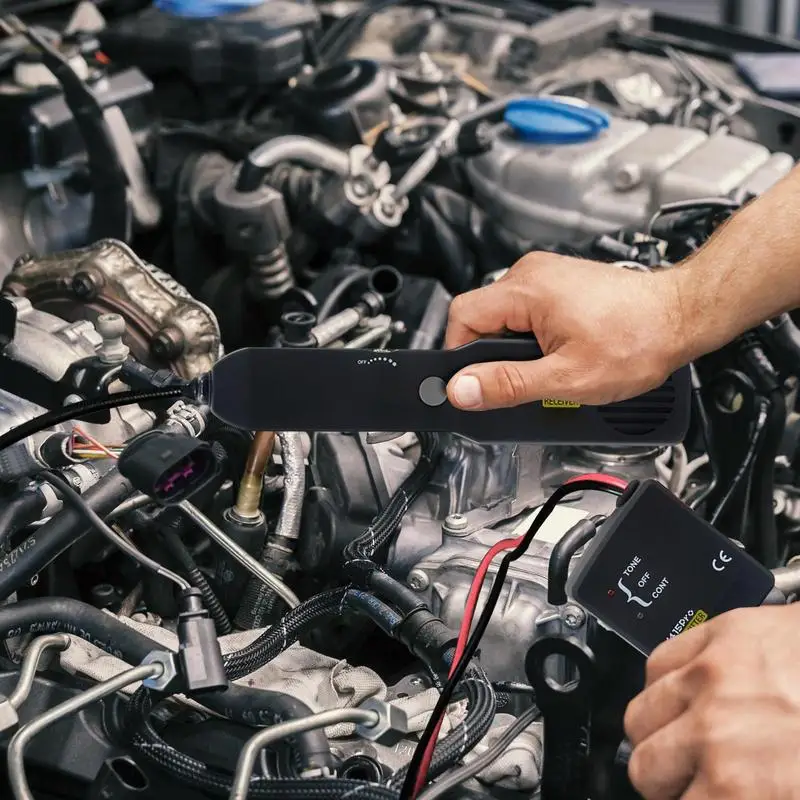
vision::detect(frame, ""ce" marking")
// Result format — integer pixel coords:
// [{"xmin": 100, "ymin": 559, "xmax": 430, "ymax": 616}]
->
[{"xmin": 712, "ymin": 551, "xmax": 733, "ymax": 572}]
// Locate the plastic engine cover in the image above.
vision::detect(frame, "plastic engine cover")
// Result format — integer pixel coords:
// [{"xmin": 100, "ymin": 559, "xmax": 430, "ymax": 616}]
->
[
  {"xmin": 98, "ymin": 0, "xmax": 320, "ymax": 85},
  {"xmin": 466, "ymin": 107, "xmax": 795, "ymax": 244}
]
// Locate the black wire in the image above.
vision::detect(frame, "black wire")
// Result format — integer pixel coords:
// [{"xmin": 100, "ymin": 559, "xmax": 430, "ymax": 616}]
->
[
  {"xmin": 39, "ymin": 469, "xmax": 191, "ymax": 591},
  {"xmin": 709, "ymin": 398, "xmax": 770, "ymax": 528},
  {"xmin": 399, "ymin": 479, "xmax": 624, "ymax": 799},
  {"xmin": 316, "ymin": 267, "xmax": 370, "ymax": 323},
  {"xmin": 687, "ymin": 364, "xmax": 718, "ymax": 512},
  {"xmin": 0, "ymin": 388, "xmax": 184, "ymax": 454},
  {"xmin": 751, "ymin": 388, "xmax": 786, "ymax": 568}
]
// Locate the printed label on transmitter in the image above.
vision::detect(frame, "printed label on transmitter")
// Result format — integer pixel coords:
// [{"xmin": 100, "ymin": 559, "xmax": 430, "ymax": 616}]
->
[{"xmin": 668, "ymin": 609, "xmax": 708, "ymax": 639}]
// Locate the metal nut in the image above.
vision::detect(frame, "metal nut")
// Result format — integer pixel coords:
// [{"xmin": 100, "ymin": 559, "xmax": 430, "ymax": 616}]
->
[
  {"xmin": 355, "ymin": 698, "xmax": 409, "ymax": 741},
  {"xmin": 140, "ymin": 650, "xmax": 179, "ymax": 692}
]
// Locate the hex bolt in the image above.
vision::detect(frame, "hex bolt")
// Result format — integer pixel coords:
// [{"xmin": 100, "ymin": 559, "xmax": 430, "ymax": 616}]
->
[
  {"xmin": 150, "ymin": 326, "xmax": 185, "ymax": 361},
  {"xmin": 562, "ymin": 604, "xmax": 586, "ymax": 629},
  {"xmin": 71, "ymin": 270, "xmax": 102, "ymax": 300},
  {"xmin": 407, "ymin": 569, "xmax": 429, "ymax": 591}
]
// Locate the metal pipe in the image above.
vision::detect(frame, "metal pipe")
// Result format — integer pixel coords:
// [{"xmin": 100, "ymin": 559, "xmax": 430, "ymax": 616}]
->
[
  {"xmin": 233, "ymin": 431, "xmax": 276, "ymax": 520},
  {"xmin": 229, "ymin": 708, "xmax": 380, "ymax": 800},
  {"xmin": 105, "ymin": 493, "xmax": 152, "ymax": 520},
  {"xmin": 41, "ymin": 470, "xmax": 192, "ymax": 593},
  {"xmin": 8, "ymin": 663, "xmax": 162, "ymax": 800},
  {"xmin": 236, "ymin": 136, "xmax": 351, "ymax": 192},
  {"xmin": 177, "ymin": 500, "xmax": 299, "ymax": 608},
  {"xmin": 391, "ymin": 119, "xmax": 460, "ymax": 202},
  {"xmin": 7, "ymin": 635, "xmax": 70, "ymax": 712}
]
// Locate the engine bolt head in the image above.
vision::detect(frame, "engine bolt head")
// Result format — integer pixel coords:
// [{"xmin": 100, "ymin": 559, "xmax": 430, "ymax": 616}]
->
[
  {"xmin": 12, "ymin": 252, "xmax": 33, "ymax": 269},
  {"xmin": 150, "ymin": 326, "xmax": 185, "ymax": 361},
  {"xmin": 407, "ymin": 569, "xmax": 429, "ymax": 591},
  {"xmin": 443, "ymin": 513, "xmax": 468, "ymax": 533},
  {"xmin": 561, "ymin": 604, "xmax": 586, "ymax": 629},
  {"xmin": 71, "ymin": 270, "xmax": 101, "ymax": 300}
]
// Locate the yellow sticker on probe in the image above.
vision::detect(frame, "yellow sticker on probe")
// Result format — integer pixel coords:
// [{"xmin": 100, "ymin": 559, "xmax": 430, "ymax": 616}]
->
[{"xmin": 542, "ymin": 399, "xmax": 582, "ymax": 409}]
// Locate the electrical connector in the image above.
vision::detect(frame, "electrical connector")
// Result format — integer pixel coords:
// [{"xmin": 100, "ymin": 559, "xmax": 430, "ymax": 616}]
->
[
  {"xmin": 117, "ymin": 430, "xmax": 219, "ymax": 505},
  {"xmin": 119, "ymin": 359, "xmax": 191, "ymax": 392},
  {"xmin": 176, "ymin": 589, "xmax": 228, "ymax": 694}
]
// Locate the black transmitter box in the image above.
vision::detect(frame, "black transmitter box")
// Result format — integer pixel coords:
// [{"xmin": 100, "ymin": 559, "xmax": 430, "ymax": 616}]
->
[{"xmin": 566, "ymin": 480, "xmax": 775, "ymax": 655}]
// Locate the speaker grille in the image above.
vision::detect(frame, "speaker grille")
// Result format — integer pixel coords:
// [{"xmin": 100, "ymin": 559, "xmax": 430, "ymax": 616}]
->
[{"xmin": 598, "ymin": 378, "xmax": 677, "ymax": 437}]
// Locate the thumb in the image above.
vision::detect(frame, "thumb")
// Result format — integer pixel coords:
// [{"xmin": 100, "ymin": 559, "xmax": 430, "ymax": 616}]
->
[{"xmin": 447, "ymin": 353, "xmax": 580, "ymax": 410}]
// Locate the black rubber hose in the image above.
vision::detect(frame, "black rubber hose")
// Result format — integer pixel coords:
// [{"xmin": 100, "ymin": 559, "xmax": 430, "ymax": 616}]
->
[
  {"xmin": 367, "ymin": 570, "xmax": 425, "ymax": 614},
  {"xmin": 0, "ymin": 488, "xmax": 46, "ymax": 550},
  {"xmin": 0, "ymin": 388, "xmax": 184, "ymax": 454},
  {"xmin": 160, "ymin": 531, "xmax": 233, "ymax": 635},
  {"xmin": 0, "ymin": 596, "xmax": 333, "ymax": 773},
  {"xmin": 547, "ymin": 516, "xmax": 604, "ymax": 606},
  {"xmin": 0, "ymin": 470, "xmax": 135, "ymax": 601},
  {"xmin": 752, "ymin": 388, "xmax": 786, "ymax": 568}
]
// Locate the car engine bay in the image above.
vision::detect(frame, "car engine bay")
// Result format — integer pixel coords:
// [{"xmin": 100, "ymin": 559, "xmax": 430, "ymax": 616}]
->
[{"xmin": 0, "ymin": 0, "xmax": 799, "ymax": 798}]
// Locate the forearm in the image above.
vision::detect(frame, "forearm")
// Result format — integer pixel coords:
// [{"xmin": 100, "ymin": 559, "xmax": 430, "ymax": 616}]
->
[{"xmin": 668, "ymin": 164, "xmax": 800, "ymax": 362}]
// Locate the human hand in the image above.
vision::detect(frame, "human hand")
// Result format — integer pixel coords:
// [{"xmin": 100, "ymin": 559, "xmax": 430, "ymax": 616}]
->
[
  {"xmin": 444, "ymin": 252, "xmax": 690, "ymax": 410},
  {"xmin": 624, "ymin": 605, "xmax": 800, "ymax": 800}
]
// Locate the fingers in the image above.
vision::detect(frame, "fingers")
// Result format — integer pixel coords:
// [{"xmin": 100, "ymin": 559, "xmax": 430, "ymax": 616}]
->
[
  {"xmin": 625, "ymin": 668, "xmax": 696, "ymax": 746},
  {"xmin": 447, "ymin": 352, "xmax": 577, "ymax": 409},
  {"xmin": 646, "ymin": 624, "xmax": 713, "ymax": 686},
  {"xmin": 628, "ymin": 714, "xmax": 698, "ymax": 800},
  {"xmin": 444, "ymin": 282, "xmax": 533, "ymax": 349},
  {"xmin": 625, "ymin": 627, "xmax": 715, "ymax": 747}
]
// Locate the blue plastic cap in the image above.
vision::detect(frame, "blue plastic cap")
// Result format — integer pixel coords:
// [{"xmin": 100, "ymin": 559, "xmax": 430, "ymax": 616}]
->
[
  {"xmin": 504, "ymin": 97, "xmax": 610, "ymax": 145},
  {"xmin": 154, "ymin": 0, "xmax": 264, "ymax": 18}
]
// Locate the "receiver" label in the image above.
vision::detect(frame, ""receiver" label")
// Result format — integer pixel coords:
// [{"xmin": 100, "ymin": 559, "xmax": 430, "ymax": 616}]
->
[{"xmin": 542, "ymin": 399, "xmax": 581, "ymax": 409}]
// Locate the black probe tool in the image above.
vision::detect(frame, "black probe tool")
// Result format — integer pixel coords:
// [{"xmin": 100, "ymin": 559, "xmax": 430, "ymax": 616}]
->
[{"xmin": 193, "ymin": 339, "xmax": 691, "ymax": 444}]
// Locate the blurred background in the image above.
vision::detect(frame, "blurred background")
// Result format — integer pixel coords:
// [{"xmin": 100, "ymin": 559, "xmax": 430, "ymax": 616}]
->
[{"xmin": 609, "ymin": 0, "xmax": 800, "ymax": 37}]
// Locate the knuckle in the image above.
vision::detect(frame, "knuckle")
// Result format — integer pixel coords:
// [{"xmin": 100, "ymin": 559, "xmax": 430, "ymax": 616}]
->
[
  {"xmin": 492, "ymin": 362, "xmax": 530, "ymax": 404},
  {"xmin": 688, "ymin": 655, "xmax": 724, "ymax": 687},
  {"xmin": 447, "ymin": 293, "xmax": 470, "ymax": 321}
]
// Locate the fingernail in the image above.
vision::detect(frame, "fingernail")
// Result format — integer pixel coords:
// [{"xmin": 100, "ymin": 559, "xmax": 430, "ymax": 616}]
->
[{"xmin": 451, "ymin": 375, "xmax": 483, "ymax": 408}]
